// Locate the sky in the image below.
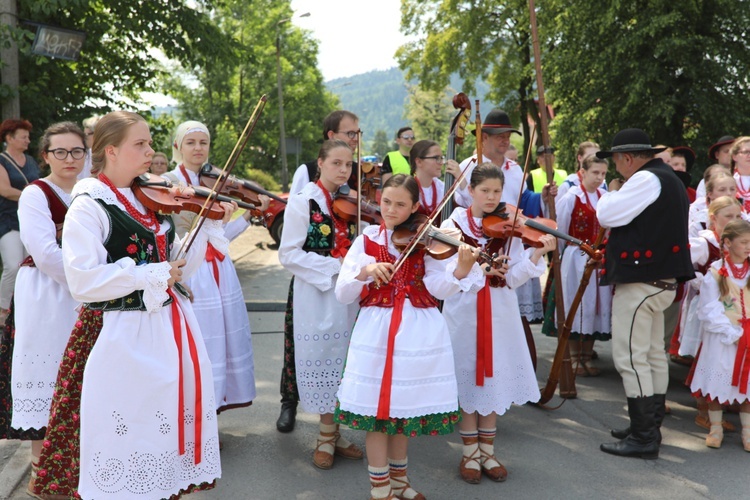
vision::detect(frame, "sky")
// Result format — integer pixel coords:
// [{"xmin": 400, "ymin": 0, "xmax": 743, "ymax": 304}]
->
[
  {"xmin": 143, "ymin": 0, "xmax": 407, "ymax": 107},
  {"xmin": 290, "ymin": 0, "xmax": 408, "ymax": 81}
]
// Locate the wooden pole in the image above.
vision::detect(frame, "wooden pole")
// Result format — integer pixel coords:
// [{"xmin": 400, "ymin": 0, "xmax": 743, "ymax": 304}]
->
[
  {"xmin": 528, "ymin": 0, "xmax": 576, "ymax": 398},
  {"xmin": 0, "ymin": 0, "xmax": 20, "ymax": 120}
]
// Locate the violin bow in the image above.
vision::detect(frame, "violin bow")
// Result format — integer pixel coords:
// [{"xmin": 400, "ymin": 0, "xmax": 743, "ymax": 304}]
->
[
  {"xmin": 391, "ymin": 96, "xmax": 478, "ymax": 277},
  {"xmin": 390, "ymin": 156, "xmax": 477, "ymax": 276},
  {"xmin": 475, "ymin": 100, "xmax": 483, "ymax": 164},
  {"xmin": 362, "ymin": 131, "xmax": 368, "ymax": 236},
  {"xmin": 502, "ymin": 127, "xmax": 537, "ymax": 256},
  {"xmin": 528, "ymin": 0, "xmax": 576, "ymax": 398},
  {"xmin": 176, "ymin": 95, "xmax": 268, "ymax": 260}
]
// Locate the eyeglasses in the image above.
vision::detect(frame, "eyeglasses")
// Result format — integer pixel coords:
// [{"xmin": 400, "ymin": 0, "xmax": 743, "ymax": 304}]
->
[
  {"xmin": 400, "ymin": 135, "xmax": 415, "ymax": 140},
  {"xmin": 737, "ymin": 150, "xmax": 750, "ymax": 156},
  {"xmin": 46, "ymin": 148, "xmax": 86, "ymax": 160},
  {"xmin": 338, "ymin": 130, "xmax": 362, "ymax": 139},
  {"xmin": 421, "ymin": 155, "xmax": 446, "ymax": 163}
]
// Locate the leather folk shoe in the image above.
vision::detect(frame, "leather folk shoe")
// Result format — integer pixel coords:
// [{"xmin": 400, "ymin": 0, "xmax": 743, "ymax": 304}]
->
[{"xmin": 276, "ymin": 400, "xmax": 297, "ymax": 433}]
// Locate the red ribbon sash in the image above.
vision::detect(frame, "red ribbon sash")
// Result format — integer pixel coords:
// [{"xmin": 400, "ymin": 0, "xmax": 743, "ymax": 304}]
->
[
  {"xmin": 205, "ymin": 242, "xmax": 225, "ymax": 287},
  {"xmin": 476, "ymin": 278, "xmax": 494, "ymax": 386},
  {"xmin": 167, "ymin": 288, "xmax": 204, "ymax": 464},
  {"xmin": 733, "ymin": 319, "xmax": 750, "ymax": 394},
  {"xmin": 376, "ymin": 286, "xmax": 410, "ymax": 420}
]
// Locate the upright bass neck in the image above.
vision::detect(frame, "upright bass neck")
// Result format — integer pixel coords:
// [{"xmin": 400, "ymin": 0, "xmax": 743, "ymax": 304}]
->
[{"xmin": 440, "ymin": 93, "xmax": 471, "ymax": 222}]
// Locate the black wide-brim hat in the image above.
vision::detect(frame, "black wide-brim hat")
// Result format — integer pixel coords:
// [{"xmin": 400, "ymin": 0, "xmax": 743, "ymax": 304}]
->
[
  {"xmin": 708, "ymin": 135, "xmax": 735, "ymax": 161},
  {"xmin": 672, "ymin": 146, "xmax": 696, "ymax": 171},
  {"xmin": 596, "ymin": 128, "xmax": 667, "ymax": 158},
  {"xmin": 471, "ymin": 109, "xmax": 521, "ymax": 136}
]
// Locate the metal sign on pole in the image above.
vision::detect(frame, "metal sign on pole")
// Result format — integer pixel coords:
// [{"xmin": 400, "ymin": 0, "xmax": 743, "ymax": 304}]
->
[{"xmin": 27, "ymin": 22, "xmax": 86, "ymax": 61}]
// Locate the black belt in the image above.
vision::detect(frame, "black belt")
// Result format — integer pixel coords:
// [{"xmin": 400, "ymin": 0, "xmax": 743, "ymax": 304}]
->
[{"xmin": 644, "ymin": 279, "xmax": 678, "ymax": 291}]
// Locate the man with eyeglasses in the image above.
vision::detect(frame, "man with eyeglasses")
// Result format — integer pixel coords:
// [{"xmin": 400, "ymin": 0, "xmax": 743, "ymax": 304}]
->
[
  {"xmin": 289, "ymin": 110, "xmax": 361, "ymax": 196},
  {"xmin": 381, "ymin": 126, "xmax": 415, "ymax": 184},
  {"xmin": 279, "ymin": 109, "xmax": 361, "ymax": 434}
]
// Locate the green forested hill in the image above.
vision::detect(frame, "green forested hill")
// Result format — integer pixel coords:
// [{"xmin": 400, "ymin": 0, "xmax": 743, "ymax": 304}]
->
[{"xmin": 326, "ymin": 67, "xmax": 489, "ymax": 147}]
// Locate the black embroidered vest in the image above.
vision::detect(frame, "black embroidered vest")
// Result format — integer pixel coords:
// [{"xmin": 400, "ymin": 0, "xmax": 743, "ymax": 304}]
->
[
  {"xmin": 86, "ymin": 198, "xmax": 176, "ymax": 311},
  {"xmin": 302, "ymin": 199, "xmax": 356, "ymax": 256}
]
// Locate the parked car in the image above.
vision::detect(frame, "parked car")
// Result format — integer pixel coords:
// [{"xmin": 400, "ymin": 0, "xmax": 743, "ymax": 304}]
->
[{"xmin": 262, "ymin": 193, "xmax": 288, "ymax": 245}]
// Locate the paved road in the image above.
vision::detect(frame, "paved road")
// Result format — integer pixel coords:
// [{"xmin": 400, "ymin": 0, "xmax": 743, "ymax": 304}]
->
[{"xmin": 6, "ymin": 225, "xmax": 746, "ymax": 499}]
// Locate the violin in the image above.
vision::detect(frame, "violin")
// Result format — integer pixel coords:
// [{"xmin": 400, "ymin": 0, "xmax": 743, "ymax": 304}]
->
[
  {"xmin": 481, "ymin": 202, "xmax": 600, "ymax": 257},
  {"xmin": 132, "ymin": 173, "xmax": 260, "ymax": 220},
  {"xmin": 481, "ymin": 203, "xmax": 558, "ymax": 248},
  {"xmin": 332, "ymin": 185, "xmax": 383, "ymax": 224},
  {"xmin": 199, "ymin": 163, "xmax": 287, "ymax": 205},
  {"xmin": 391, "ymin": 214, "xmax": 498, "ymax": 267}
]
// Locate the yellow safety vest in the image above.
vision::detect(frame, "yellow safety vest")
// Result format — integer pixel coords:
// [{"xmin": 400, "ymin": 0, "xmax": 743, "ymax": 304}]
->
[
  {"xmin": 386, "ymin": 151, "xmax": 411, "ymax": 176},
  {"xmin": 531, "ymin": 167, "xmax": 567, "ymax": 193}
]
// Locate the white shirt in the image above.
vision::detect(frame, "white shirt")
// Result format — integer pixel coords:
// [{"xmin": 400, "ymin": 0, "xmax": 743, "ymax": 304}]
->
[{"xmin": 597, "ymin": 170, "xmax": 661, "ymax": 228}]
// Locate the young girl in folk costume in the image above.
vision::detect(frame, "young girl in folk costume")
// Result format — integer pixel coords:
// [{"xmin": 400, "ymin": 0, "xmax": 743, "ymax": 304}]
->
[
  {"xmin": 676, "ymin": 196, "xmax": 742, "ymax": 431},
  {"xmin": 164, "ymin": 120, "xmax": 268, "ymax": 415},
  {"xmin": 550, "ymin": 155, "xmax": 612, "ymax": 376},
  {"xmin": 0, "ymin": 123, "xmax": 84, "ymax": 495},
  {"xmin": 335, "ymin": 174, "xmax": 484, "ymax": 500},
  {"xmin": 440, "ymin": 164, "xmax": 556, "ymax": 485},
  {"xmin": 35, "ymin": 111, "xmax": 233, "ymax": 499},
  {"xmin": 278, "ymin": 139, "xmax": 363, "ymax": 469},
  {"xmin": 409, "ymin": 139, "xmax": 461, "ymax": 225},
  {"xmin": 692, "ymin": 219, "xmax": 750, "ymax": 451},
  {"xmin": 688, "ymin": 170, "xmax": 738, "ymax": 238}
]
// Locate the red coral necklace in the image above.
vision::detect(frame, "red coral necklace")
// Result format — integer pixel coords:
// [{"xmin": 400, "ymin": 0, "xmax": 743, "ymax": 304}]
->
[
  {"xmin": 99, "ymin": 173, "xmax": 167, "ymax": 261},
  {"xmin": 726, "ymin": 254, "xmax": 750, "ymax": 280}
]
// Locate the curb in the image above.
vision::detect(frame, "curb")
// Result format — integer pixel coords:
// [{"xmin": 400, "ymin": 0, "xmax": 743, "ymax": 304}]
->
[
  {"xmin": 245, "ymin": 301, "xmax": 285, "ymax": 312},
  {"xmin": 0, "ymin": 441, "xmax": 30, "ymax": 499}
]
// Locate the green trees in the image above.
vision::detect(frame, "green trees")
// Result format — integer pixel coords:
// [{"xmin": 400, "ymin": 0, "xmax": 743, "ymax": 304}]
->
[
  {"xmin": 165, "ymin": 0, "xmax": 337, "ymax": 180},
  {"xmin": 398, "ymin": 0, "xmax": 750, "ymax": 173},
  {"xmin": 3, "ymin": 0, "xmax": 229, "ymax": 142}
]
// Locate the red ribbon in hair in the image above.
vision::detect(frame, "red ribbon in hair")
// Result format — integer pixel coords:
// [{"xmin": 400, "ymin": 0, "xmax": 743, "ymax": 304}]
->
[{"xmin": 475, "ymin": 278, "xmax": 494, "ymax": 386}]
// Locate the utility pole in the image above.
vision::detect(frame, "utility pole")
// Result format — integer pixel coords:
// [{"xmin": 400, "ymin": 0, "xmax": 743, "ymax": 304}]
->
[{"xmin": 0, "ymin": 0, "xmax": 20, "ymax": 120}]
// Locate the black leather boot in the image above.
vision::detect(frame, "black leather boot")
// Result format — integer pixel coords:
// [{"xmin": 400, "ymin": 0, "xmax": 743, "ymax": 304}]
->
[
  {"xmin": 276, "ymin": 399, "xmax": 298, "ymax": 433},
  {"xmin": 610, "ymin": 394, "xmax": 666, "ymax": 444},
  {"xmin": 601, "ymin": 396, "xmax": 660, "ymax": 459}
]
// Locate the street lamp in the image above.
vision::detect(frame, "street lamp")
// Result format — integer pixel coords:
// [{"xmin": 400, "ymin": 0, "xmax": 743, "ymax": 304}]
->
[{"xmin": 276, "ymin": 12, "xmax": 310, "ymax": 193}]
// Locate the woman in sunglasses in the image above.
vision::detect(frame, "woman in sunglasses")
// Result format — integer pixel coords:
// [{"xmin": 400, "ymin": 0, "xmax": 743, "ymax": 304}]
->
[
  {"xmin": 0, "ymin": 119, "xmax": 41, "ymax": 324},
  {"xmin": 0, "ymin": 122, "xmax": 84, "ymax": 495}
]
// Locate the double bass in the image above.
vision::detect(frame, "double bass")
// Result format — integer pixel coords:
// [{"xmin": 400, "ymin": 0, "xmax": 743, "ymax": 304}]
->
[{"xmin": 439, "ymin": 93, "xmax": 472, "ymax": 223}]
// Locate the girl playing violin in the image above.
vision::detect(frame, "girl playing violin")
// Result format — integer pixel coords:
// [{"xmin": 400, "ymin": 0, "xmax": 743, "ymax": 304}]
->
[
  {"xmin": 164, "ymin": 120, "xmax": 269, "ymax": 415},
  {"xmin": 440, "ymin": 163, "xmax": 555, "ymax": 485},
  {"xmin": 335, "ymin": 173, "xmax": 483, "ymax": 500},
  {"xmin": 278, "ymin": 139, "xmax": 363, "ymax": 469},
  {"xmin": 549, "ymin": 155, "xmax": 612, "ymax": 376},
  {"xmin": 410, "ymin": 140, "xmax": 462, "ymax": 224},
  {"xmin": 38, "ymin": 111, "xmax": 233, "ymax": 499}
]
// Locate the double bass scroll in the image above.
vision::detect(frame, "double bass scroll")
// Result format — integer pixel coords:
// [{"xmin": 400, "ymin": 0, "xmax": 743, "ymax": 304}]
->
[{"xmin": 440, "ymin": 93, "xmax": 471, "ymax": 223}]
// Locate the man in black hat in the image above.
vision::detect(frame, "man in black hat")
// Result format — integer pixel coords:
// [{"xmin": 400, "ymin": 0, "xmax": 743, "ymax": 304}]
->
[
  {"xmin": 596, "ymin": 128, "xmax": 694, "ymax": 459},
  {"xmin": 695, "ymin": 135, "xmax": 735, "ymax": 200},
  {"xmin": 453, "ymin": 109, "xmax": 524, "ymax": 207}
]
